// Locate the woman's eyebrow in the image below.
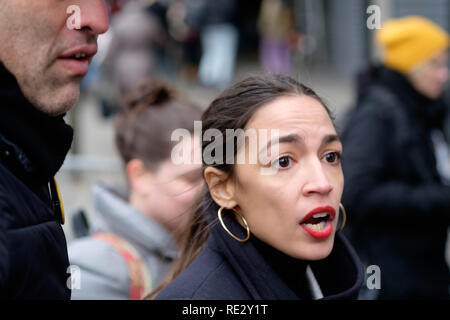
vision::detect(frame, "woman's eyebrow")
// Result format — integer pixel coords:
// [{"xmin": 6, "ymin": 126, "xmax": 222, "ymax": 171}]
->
[
  {"xmin": 321, "ymin": 134, "xmax": 341, "ymax": 147},
  {"xmin": 266, "ymin": 133, "xmax": 303, "ymax": 149},
  {"xmin": 259, "ymin": 133, "xmax": 303, "ymax": 156},
  {"xmin": 279, "ymin": 133, "xmax": 303, "ymax": 144},
  {"xmin": 265, "ymin": 133, "xmax": 341, "ymax": 149},
  {"xmin": 259, "ymin": 133, "xmax": 341, "ymax": 156}
]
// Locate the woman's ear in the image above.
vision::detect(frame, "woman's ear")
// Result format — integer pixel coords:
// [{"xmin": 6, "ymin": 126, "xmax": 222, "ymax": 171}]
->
[
  {"xmin": 204, "ymin": 167, "xmax": 237, "ymax": 209},
  {"xmin": 126, "ymin": 159, "xmax": 153, "ymax": 196}
]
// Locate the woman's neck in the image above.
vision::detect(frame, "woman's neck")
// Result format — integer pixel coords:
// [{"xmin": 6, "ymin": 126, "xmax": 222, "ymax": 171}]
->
[{"xmin": 128, "ymin": 191, "xmax": 183, "ymax": 247}]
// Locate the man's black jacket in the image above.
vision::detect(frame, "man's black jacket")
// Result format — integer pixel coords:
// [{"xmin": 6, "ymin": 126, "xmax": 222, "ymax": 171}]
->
[
  {"xmin": 342, "ymin": 66, "xmax": 450, "ymax": 299},
  {"xmin": 0, "ymin": 63, "xmax": 72, "ymax": 299}
]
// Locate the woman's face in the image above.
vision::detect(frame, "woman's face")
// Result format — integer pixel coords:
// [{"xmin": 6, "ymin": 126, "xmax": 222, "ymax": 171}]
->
[
  {"xmin": 232, "ymin": 95, "xmax": 344, "ymax": 260},
  {"xmin": 409, "ymin": 50, "xmax": 449, "ymax": 100},
  {"xmin": 134, "ymin": 137, "xmax": 203, "ymax": 234}
]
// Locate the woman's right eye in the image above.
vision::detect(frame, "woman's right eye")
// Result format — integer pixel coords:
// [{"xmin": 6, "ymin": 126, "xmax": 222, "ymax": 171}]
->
[{"xmin": 272, "ymin": 156, "xmax": 292, "ymax": 170}]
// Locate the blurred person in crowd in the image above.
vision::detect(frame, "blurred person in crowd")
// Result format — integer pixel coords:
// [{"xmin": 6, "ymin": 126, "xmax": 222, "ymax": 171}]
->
[
  {"xmin": 149, "ymin": 74, "xmax": 364, "ymax": 300},
  {"xmin": 342, "ymin": 16, "xmax": 450, "ymax": 299},
  {"xmin": 166, "ymin": 0, "xmax": 202, "ymax": 82},
  {"xmin": 188, "ymin": 0, "xmax": 239, "ymax": 89},
  {"xmin": 99, "ymin": 0, "xmax": 176, "ymax": 117},
  {"xmin": 69, "ymin": 80, "xmax": 203, "ymax": 300},
  {"xmin": 258, "ymin": 0, "xmax": 296, "ymax": 75},
  {"xmin": 0, "ymin": 1, "xmax": 108, "ymax": 299}
]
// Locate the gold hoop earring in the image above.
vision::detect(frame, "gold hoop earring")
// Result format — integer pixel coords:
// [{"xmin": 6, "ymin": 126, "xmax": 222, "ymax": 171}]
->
[
  {"xmin": 337, "ymin": 203, "xmax": 347, "ymax": 232},
  {"xmin": 217, "ymin": 206, "xmax": 251, "ymax": 242}
]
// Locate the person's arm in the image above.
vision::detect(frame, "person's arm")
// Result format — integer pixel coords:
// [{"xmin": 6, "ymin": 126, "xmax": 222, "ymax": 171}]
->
[
  {"xmin": 342, "ymin": 103, "xmax": 450, "ymax": 224},
  {"xmin": 68, "ymin": 237, "xmax": 131, "ymax": 300}
]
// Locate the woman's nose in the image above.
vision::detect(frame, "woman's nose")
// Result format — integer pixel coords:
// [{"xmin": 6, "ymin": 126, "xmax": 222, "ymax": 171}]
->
[{"xmin": 301, "ymin": 160, "xmax": 333, "ymax": 196}]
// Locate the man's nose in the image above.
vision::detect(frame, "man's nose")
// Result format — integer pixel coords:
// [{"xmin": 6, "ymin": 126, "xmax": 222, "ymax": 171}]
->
[
  {"xmin": 79, "ymin": 0, "xmax": 110, "ymax": 36},
  {"xmin": 301, "ymin": 160, "xmax": 333, "ymax": 196}
]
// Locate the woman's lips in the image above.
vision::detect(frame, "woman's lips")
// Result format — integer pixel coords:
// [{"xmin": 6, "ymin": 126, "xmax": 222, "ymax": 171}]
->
[
  {"xmin": 300, "ymin": 206, "xmax": 336, "ymax": 239},
  {"xmin": 301, "ymin": 221, "xmax": 333, "ymax": 239}
]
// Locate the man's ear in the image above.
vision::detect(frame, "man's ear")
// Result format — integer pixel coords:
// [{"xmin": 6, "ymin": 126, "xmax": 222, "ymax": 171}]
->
[
  {"xmin": 204, "ymin": 167, "xmax": 237, "ymax": 209},
  {"xmin": 126, "ymin": 159, "xmax": 153, "ymax": 196}
]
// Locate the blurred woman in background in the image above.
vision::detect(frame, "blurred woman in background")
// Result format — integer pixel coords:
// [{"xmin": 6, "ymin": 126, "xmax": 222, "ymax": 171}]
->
[{"xmin": 69, "ymin": 80, "xmax": 203, "ymax": 300}]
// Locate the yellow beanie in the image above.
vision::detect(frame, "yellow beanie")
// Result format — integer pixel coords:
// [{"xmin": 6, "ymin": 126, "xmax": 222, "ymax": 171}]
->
[{"xmin": 376, "ymin": 16, "xmax": 449, "ymax": 74}]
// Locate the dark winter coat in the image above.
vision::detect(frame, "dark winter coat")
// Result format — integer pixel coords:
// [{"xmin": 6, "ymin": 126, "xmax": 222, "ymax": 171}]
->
[
  {"xmin": 0, "ymin": 63, "xmax": 72, "ymax": 299},
  {"xmin": 156, "ymin": 201, "xmax": 364, "ymax": 300},
  {"xmin": 341, "ymin": 65, "xmax": 450, "ymax": 299}
]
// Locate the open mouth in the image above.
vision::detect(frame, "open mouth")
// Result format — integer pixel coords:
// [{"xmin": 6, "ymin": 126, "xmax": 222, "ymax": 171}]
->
[
  {"xmin": 60, "ymin": 51, "xmax": 93, "ymax": 63},
  {"xmin": 59, "ymin": 45, "xmax": 97, "ymax": 61},
  {"xmin": 57, "ymin": 45, "xmax": 97, "ymax": 75},
  {"xmin": 300, "ymin": 206, "xmax": 335, "ymax": 239},
  {"xmin": 71, "ymin": 53, "xmax": 88, "ymax": 60}
]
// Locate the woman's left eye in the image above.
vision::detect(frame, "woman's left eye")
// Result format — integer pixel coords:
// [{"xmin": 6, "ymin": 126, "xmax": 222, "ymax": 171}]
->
[
  {"xmin": 323, "ymin": 152, "xmax": 341, "ymax": 164},
  {"xmin": 272, "ymin": 155, "xmax": 293, "ymax": 169}
]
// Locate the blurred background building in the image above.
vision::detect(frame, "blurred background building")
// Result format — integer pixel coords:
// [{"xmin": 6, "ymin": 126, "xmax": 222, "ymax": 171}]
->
[{"xmin": 60, "ymin": 0, "xmax": 450, "ymax": 253}]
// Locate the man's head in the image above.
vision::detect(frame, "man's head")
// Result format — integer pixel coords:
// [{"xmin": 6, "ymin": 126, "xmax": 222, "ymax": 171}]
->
[{"xmin": 0, "ymin": 0, "xmax": 109, "ymax": 116}]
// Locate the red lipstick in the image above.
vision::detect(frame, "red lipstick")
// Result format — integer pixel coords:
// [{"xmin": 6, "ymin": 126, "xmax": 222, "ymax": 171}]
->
[{"xmin": 300, "ymin": 206, "xmax": 336, "ymax": 239}]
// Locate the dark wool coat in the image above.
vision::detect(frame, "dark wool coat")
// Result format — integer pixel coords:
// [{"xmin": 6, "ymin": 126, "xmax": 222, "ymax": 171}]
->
[
  {"xmin": 156, "ymin": 201, "xmax": 364, "ymax": 300},
  {"xmin": 341, "ymin": 65, "xmax": 450, "ymax": 299},
  {"xmin": 0, "ymin": 63, "xmax": 72, "ymax": 299}
]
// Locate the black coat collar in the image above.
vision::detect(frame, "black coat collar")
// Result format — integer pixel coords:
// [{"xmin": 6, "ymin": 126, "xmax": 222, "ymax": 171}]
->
[
  {"xmin": 357, "ymin": 65, "xmax": 448, "ymax": 131},
  {"xmin": 0, "ymin": 62, "xmax": 73, "ymax": 183},
  {"xmin": 205, "ymin": 201, "xmax": 364, "ymax": 300}
]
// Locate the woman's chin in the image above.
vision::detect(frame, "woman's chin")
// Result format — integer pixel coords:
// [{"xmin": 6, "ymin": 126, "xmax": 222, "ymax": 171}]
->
[{"xmin": 290, "ymin": 240, "xmax": 335, "ymax": 261}]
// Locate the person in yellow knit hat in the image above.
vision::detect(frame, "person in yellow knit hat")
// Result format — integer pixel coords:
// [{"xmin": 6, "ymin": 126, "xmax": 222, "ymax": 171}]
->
[
  {"xmin": 377, "ymin": 16, "xmax": 449, "ymax": 99},
  {"xmin": 341, "ymin": 16, "xmax": 450, "ymax": 299}
]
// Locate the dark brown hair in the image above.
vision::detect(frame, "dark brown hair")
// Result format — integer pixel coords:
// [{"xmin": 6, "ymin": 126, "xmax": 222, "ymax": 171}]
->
[
  {"xmin": 115, "ymin": 78, "xmax": 202, "ymax": 171},
  {"xmin": 146, "ymin": 74, "xmax": 333, "ymax": 299}
]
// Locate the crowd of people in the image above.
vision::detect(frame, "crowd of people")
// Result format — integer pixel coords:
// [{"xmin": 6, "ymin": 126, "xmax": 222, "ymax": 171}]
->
[
  {"xmin": 0, "ymin": 0, "xmax": 449, "ymax": 301},
  {"xmin": 86, "ymin": 0, "xmax": 303, "ymax": 117}
]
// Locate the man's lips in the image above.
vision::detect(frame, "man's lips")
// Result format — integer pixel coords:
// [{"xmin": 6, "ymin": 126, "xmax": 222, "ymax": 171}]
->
[
  {"xmin": 57, "ymin": 44, "xmax": 98, "ymax": 76},
  {"xmin": 59, "ymin": 44, "xmax": 98, "ymax": 60}
]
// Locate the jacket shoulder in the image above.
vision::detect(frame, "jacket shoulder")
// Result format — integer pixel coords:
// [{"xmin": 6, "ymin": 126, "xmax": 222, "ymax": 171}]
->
[
  {"xmin": 358, "ymin": 84, "xmax": 405, "ymax": 120},
  {"xmin": 68, "ymin": 237, "xmax": 131, "ymax": 299},
  {"xmin": 156, "ymin": 245, "xmax": 251, "ymax": 300},
  {"xmin": 342, "ymin": 84, "xmax": 401, "ymax": 143}
]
